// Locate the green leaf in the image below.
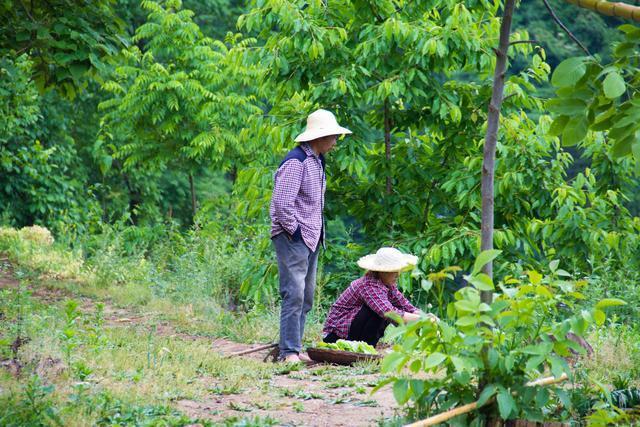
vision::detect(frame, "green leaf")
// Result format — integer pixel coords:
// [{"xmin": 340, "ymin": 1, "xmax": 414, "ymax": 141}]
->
[
  {"xmin": 370, "ymin": 377, "xmax": 395, "ymax": 394},
  {"xmin": 471, "ymin": 250, "xmax": 502, "ymax": 276},
  {"xmin": 611, "ymin": 135, "xmax": 635, "ymax": 158},
  {"xmin": 469, "ymin": 273, "xmax": 494, "ymax": 291},
  {"xmin": 603, "ymin": 71, "xmax": 626, "ymax": 99},
  {"xmin": 451, "ymin": 356, "xmax": 475, "ymax": 373},
  {"xmin": 548, "ymin": 116, "xmax": 569, "ymax": 137},
  {"xmin": 595, "ymin": 298, "xmax": 627, "ymax": 309},
  {"xmin": 562, "ymin": 115, "xmax": 588, "ymax": 146},
  {"xmin": 477, "ymin": 384, "xmax": 497, "ymax": 407},
  {"xmin": 549, "ymin": 260, "xmax": 559, "ymax": 272},
  {"xmin": 551, "ymin": 57, "xmax": 586, "ymax": 87},
  {"xmin": 381, "ymin": 352, "xmax": 407, "ymax": 373},
  {"xmin": 424, "ymin": 352, "xmax": 447, "ymax": 369},
  {"xmin": 393, "ymin": 379, "xmax": 411, "ymax": 405},
  {"xmin": 497, "ymin": 389, "xmax": 516, "ymax": 419},
  {"xmin": 456, "ymin": 316, "xmax": 478, "ymax": 327},
  {"xmin": 556, "ymin": 388, "xmax": 572, "ymax": 410},
  {"xmin": 527, "ymin": 270, "xmax": 543, "ymax": 285},
  {"xmin": 546, "ymin": 98, "xmax": 587, "ymax": 115},
  {"xmin": 525, "ymin": 355, "xmax": 546, "ymax": 371},
  {"xmin": 594, "ymin": 309, "xmax": 605, "ymax": 326}
]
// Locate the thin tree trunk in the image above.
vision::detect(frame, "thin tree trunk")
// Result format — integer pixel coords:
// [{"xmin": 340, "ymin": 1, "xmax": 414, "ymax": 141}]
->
[
  {"xmin": 480, "ymin": 0, "xmax": 516, "ymax": 304},
  {"xmin": 384, "ymin": 99, "xmax": 392, "ymax": 195},
  {"xmin": 189, "ymin": 173, "xmax": 197, "ymax": 220},
  {"xmin": 565, "ymin": 0, "xmax": 640, "ymax": 22}
]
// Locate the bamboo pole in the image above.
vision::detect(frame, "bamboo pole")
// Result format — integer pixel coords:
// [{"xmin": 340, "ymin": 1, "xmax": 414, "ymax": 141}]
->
[
  {"xmin": 565, "ymin": 0, "xmax": 640, "ymax": 22},
  {"xmin": 405, "ymin": 374, "xmax": 569, "ymax": 427},
  {"xmin": 226, "ymin": 343, "xmax": 278, "ymax": 358}
]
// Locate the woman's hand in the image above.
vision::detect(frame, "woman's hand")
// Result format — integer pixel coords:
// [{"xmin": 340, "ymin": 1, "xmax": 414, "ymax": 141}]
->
[
  {"xmin": 425, "ymin": 313, "xmax": 439, "ymax": 323},
  {"xmin": 402, "ymin": 312, "xmax": 421, "ymax": 323}
]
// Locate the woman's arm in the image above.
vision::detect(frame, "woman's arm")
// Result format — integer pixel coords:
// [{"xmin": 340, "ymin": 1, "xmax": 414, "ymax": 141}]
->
[{"xmin": 389, "ymin": 286, "xmax": 419, "ymax": 313}]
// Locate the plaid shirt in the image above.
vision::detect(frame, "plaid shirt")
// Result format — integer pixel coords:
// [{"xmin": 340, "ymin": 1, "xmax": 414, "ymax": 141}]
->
[
  {"xmin": 270, "ymin": 143, "xmax": 325, "ymax": 252},
  {"xmin": 323, "ymin": 273, "xmax": 418, "ymax": 338}
]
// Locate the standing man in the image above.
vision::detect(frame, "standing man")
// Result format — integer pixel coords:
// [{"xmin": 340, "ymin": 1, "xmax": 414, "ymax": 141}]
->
[{"xmin": 270, "ymin": 109, "xmax": 352, "ymax": 363}]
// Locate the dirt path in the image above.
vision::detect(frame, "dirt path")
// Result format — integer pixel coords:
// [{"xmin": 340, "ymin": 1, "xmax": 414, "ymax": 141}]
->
[{"xmin": 0, "ymin": 257, "xmax": 400, "ymax": 426}]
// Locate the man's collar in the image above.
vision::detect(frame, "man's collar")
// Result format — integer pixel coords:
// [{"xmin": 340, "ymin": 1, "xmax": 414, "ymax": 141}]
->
[{"xmin": 301, "ymin": 142, "xmax": 319, "ymax": 157}]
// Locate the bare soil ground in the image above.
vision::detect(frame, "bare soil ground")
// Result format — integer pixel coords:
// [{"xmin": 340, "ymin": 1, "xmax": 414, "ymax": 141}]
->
[{"xmin": 0, "ymin": 257, "xmax": 399, "ymax": 426}]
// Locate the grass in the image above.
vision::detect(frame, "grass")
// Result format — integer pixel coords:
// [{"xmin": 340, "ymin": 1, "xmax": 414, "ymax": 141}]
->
[
  {"xmin": 0, "ymin": 227, "xmax": 398, "ymax": 425},
  {"xmin": 2, "ymin": 226, "xmax": 640, "ymax": 425}
]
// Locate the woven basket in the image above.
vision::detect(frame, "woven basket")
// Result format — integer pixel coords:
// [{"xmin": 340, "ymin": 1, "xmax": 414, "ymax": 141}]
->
[{"xmin": 306, "ymin": 347, "xmax": 382, "ymax": 365}]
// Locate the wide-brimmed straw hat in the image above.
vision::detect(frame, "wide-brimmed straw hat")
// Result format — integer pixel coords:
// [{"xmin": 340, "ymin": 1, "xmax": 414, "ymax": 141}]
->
[
  {"xmin": 294, "ymin": 109, "xmax": 352, "ymax": 142},
  {"xmin": 357, "ymin": 247, "xmax": 418, "ymax": 273}
]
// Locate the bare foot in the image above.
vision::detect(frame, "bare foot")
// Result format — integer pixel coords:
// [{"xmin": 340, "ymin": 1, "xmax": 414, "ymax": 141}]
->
[
  {"xmin": 298, "ymin": 352, "xmax": 311, "ymax": 362},
  {"xmin": 282, "ymin": 354, "xmax": 301, "ymax": 363}
]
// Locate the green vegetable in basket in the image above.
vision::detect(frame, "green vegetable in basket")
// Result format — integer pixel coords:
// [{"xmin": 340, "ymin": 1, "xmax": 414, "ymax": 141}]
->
[{"xmin": 314, "ymin": 339, "xmax": 377, "ymax": 355}]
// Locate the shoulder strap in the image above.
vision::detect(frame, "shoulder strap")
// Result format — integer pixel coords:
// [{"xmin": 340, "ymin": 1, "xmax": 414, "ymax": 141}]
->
[{"xmin": 278, "ymin": 145, "xmax": 308, "ymax": 168}]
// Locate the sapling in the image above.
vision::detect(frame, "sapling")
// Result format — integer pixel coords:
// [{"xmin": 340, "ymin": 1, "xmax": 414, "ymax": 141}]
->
[{"xmin": 60, "ymin": 299, "xmax": 81, "ymax": 369}]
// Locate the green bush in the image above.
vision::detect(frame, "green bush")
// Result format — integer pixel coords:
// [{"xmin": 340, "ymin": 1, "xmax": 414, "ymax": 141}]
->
[{"xmin": 380, "ymin": 251, "xmax": 626, "ymax": 424}]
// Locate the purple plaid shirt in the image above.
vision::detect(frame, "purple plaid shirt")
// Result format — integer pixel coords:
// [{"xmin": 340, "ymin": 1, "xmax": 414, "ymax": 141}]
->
[
  {"xmin": 323, "ymin": 273, "xmax": 418, "ymax": 338},
  {"xmin": 270, "ymin": 143, "xmax": 325, "ymax": 252}
]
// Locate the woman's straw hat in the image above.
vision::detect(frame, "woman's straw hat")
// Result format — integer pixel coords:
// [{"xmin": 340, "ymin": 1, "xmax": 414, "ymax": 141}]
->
[
  {"xmin": 294, "ymin": 109, "xmax": 352, "ymax": 142},
  {"xmin": 357, "ymin": 247, "xmax": 418, "ymax": 273}
]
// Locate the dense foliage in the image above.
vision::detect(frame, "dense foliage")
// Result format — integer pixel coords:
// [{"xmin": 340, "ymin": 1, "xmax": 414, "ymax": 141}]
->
[{"xmin": 1, "ymin": 0, "xmax": 640, "ymax": 422}]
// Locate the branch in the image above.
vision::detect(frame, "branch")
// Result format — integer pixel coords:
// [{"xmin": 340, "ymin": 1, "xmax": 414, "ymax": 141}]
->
[
  {"xmin": 565, "ymin": 0, "xmax": 640, "ymax": 22},
  {"xmin": 19, "ymin": 0, "xmax": 36, "ymax": 22},
  {"xmin": 543, "ymin": 0, "xmax": 592, "ymax": 56}
]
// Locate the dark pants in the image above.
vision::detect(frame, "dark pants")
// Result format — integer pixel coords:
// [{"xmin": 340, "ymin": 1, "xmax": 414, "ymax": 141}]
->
[{"xmin": 324, "ymin": 305, "xmax": 388, "ymax": 347}]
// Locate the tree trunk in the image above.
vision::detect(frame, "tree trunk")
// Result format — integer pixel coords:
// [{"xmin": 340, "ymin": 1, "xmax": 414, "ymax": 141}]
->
[
  {"xmin": 189, "ymin": 173, "xmax": 197, "ymax": 220},
  {"xmin": 480, "ymin": 0, "xmax": 516, "ymax": 304},
  {"xmin": 384, "ymin": 98, "xmax": 392, "ymax": 195},
  {"xmin": 565, "ymin": 0, "xmax": 640, "ymax": 22}
]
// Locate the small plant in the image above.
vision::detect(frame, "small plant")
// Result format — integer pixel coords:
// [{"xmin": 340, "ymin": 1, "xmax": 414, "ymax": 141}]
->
[
  {"xmin": 228, "ymin": 401, "xmax": 252, "ymax": 412},
  {"xmin": 59, "ymin": 299, "xmax": 81, "ymax": 368},
  {"xmin": 0, "ymin": 375, "xmax": 62, "ymax": 426},
  {"xmin": 84, "ymin": 303, "xmax": 107, "ymax": 350},
  {"xmin": 420, "ymin": 266, "xmax": 463, "ymax": 319}
]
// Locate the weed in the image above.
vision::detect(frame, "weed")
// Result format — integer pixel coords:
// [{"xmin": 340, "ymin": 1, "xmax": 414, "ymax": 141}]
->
[
  {"xmin": 292, "ymin": 401, "xmax": 304, "ymax": 412},
  {"xmin": 59, "ymin": 299, "xmax": 80, "ymax": 368},
  {"xmin": 253, "ymin": 401, "xmax": 272, "ymax": 410},
  {"xmin": 228, "ymin": 401, "xmax": 252, "ymax": 412},
  {"xmin": 221, "ymin": 415, "xmax": 279, "ymax": 426},
  {"xmin": 324, "ymin": 376, "xmax": 357, "ymax": 388},
  {"xmin": 209, "ymin": 383, "xmax": 243, "ymax": 395},
  {"xmin": 354, "ymin": 399, "xmax": 380, "ymax": 407},
  {"xmin": 0, "ymin": 375, "xmax": 62, "ymax": 426},
  {"xmin": 280, "ymin": 387, "xmax": 324, "ymax": 400}
]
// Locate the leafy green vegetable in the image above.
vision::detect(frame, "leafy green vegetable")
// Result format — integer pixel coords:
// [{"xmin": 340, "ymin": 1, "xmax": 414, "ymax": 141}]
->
[{"xmin": 315, "ymin": 340, "xmax": 378, "ymax": 355}]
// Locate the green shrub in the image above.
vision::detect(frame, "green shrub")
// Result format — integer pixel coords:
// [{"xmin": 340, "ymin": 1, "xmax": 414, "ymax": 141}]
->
[{"xmin": 380, "ymin": 251, "xmax": 626, "ymax": 424}]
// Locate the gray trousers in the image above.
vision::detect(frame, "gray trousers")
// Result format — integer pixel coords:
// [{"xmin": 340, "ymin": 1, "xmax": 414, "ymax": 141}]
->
[{"xmin": 272, "ymin": 233, "xmax": 319, "ymax": 357}]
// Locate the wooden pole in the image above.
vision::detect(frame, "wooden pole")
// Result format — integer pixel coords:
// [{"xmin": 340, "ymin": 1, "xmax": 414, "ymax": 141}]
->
[
  {"xmin": 226, "ymin": 343, "xmax": 278, "ymax": 358},
  {"xmin": 405, "ymin": 374, "xmax": 569, "ymax": 427},
  {"xmin": 565, "ymin": 0, "xmax": 640, "ymax": 22}
]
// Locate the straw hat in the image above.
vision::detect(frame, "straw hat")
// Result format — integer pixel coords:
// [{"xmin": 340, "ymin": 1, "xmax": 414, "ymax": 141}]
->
[
  {"xmin": 294, "ymin": 109, "xmax": 352, "ymax": 142},
  {"xmin": 357, "ymin": 247, "xmax": 418, "ymax": 273}
]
